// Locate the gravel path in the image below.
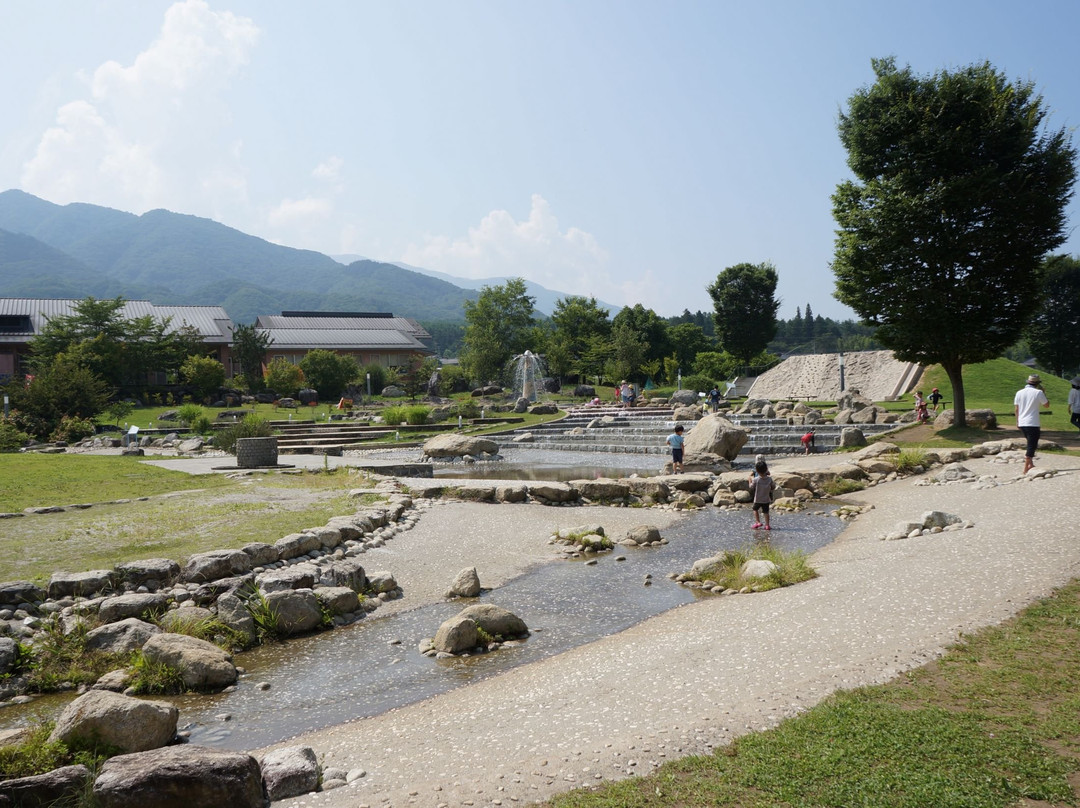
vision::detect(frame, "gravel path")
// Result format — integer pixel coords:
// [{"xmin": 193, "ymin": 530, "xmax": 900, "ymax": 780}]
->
[{"xmin": 258, "ymin": 450, "xmax": 1080, "ymax": 808}]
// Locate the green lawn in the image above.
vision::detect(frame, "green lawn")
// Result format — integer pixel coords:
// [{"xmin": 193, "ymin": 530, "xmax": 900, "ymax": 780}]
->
[
  {"xmin": 0, "ymin": 453, "xmax": 232, "ymax": 513},
  {"xmin": 907, "ymin": 358, "xmax": 1074, "ymax": 431}
]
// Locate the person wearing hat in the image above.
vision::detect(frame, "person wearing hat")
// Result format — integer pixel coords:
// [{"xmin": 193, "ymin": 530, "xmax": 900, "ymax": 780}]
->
[
  {"xmin": 928, "ymin": 387, "xmax": 943, "ymax": 413},
  {"xmin": 1069, "ymin": 376, "xmax": 1080, "ymax": 432},
  {"xmin": 1014, "ymin": 373, "xmax": 1050, "ymax": 474}
]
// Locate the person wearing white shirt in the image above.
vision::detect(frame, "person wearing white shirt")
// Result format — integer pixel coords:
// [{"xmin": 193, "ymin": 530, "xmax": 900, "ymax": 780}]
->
[{"xmin": 1014, "ymin": 373, "xmax": 1050, "ymax": 474}]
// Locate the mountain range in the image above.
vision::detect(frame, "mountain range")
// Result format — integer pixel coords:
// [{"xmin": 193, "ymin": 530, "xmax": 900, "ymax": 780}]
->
[{"xmin": 0, "ymin": 190, "xmax": 614, "ymax": 324}]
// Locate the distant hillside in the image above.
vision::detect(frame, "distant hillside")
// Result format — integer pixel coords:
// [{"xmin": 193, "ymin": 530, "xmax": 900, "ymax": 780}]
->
[
  {"xmin": 0, "ymin": 228, "xmax": 129, "ymax": 298},
  {"xmin": 330, "ymin": 254, "xmax": 621, "ymax": 317},
  {"xmin": 0, "ymin": 190, "xmax": 476, "ymax": 323}
]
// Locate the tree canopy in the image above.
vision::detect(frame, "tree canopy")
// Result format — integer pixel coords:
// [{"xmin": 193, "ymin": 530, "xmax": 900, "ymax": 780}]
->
[
  {"xmin": 1026, "ymin": 254, "xmax": 1080, "ymax": 377},
  {"xmin": 832, "ymin": 58, "xmax": 1076, "ymax": 424},
  {"xmin": 461, "ymin": 278, "xmax": 537, "ymax": 384},
  {"xmin": 707, "ymin": 262, "xmax": 780, "ymax": 366}
]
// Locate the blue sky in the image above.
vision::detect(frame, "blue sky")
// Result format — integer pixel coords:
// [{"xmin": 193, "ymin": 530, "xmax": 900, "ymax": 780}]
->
[{"xmin": 2, "ymin": 0, "xmax": 1078, "ymax": 320}]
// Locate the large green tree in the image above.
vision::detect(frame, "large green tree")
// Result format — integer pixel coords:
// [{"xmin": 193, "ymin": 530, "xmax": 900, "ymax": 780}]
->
[
  {"xmin": 707, "ymin": 262, "xmax": 780, "ymax": 366},
  {"xmin": 1026, "ymin": 254, "xmax": 1080, "ymax": 377},
  {"xmin": 549, "ymin": 296, "xmax": 612, "ymax": 382},
  {"xmin": 611, "ymin": 304, "xmax": 669, "ymax": 368},
  {"xmin": 461, "ymin": 278, "xmax": 537, "ymax": 384},
  {"xmin": 832, "ymin": 58, "xmax": 1076, "ymax": 425}
]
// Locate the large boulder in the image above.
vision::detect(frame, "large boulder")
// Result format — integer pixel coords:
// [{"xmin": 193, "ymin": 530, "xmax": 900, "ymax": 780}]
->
[
  {"xmin": 98, "ymin": 593, "xmax": 171, "ymax": 624},
  {"xmin": 839, "ymin": 427, "xmax": 867, "ymax": 448},
  {"xmin": 526, "ymin": 481, "xmax": 579, "ymax": 503},
  {"xmin": 456, "ymin": 604, "xmax": 528, "ymax": 638},
  {"xmin": 85, "ymin": 618, "xmax": 161, "ymax": 654},
  {"xmin": 422, "ymin": 433, "xmax": 500, "ymax": 459},
  {"xmin": 114, "ymin": 558, "xmax": 180, "ymax": 588},
  {"xmin": 259, "ymin": 746, "xmax": 321, "ymax": 801},
  {"xmin": 93, "ymin": 745, "xmax": 268, "ymax": 808},
  {"xmin": 0, "ymin": 637, "xmax": 17, "ymax": 675},
  {"xmin": 669, "ymin": 389, "xmax": 699, "ymax": 406},
  {"xmin": 314, "ymin": 586, "xmax": 359, "ymax": 615},
  {"xmin": 48, "ymin": 570, "xmax": 114, "ymax": 599},
  {"xmin": 264, "ymin": 589, "xmax": 324, "ymax": 635},
  {"xmin": 256, "ymin": 565, "xmax": 317, "ymax": 593},
  {"xmin": 215, "ymin": 592, "xmax": 257, "ymax": 640},
  {"xmin": 49, "ymin": 691, "xmax": 177, "ymax": 753},
  {"xmin": 571, "ymin": 478, "xmax": 630, "ymax": 500},
  {"xmin": 182, "ymin": 550, "xmax": 252, "ymax": 584},
  {"xmin": 933, "ymin": 408, "xmax": 998, "ymax": 429},
  {"xmin": 682, "ymin": 414, "xmax": 749, "ymax": 461},
  {"xmin": 447, "ymin": 567, "xmax": 482, "ymax": 598},
  {"xmin": 433, "ymin": 615, "xmax": 478, "ymax": 654},
  {"xmin": 141, "ymin": 633, "xmax": 238, "ymax": 691},
  {"xmin": 0, "ymin": 765, "xmax": 91, "ymax": 808},
  {"xmin": 0, "ymin": 580, "xmax": 44, "ymax": 606}
]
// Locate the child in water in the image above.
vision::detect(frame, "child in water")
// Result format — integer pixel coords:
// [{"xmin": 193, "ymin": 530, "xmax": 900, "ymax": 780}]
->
[{"xmin": 749, "ymin": 459, "xmax": 776, "ymax": 530}]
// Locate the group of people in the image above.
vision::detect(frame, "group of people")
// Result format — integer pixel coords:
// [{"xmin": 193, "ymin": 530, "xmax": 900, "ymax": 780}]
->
[
  {"xmin": 912, "ymin": 388, "xmax": 944, "ymax": 423},
  {"xmin": 615, "ymin": 380, "xmax": 637, "ymax": 408},
  {"xmin": 665, "ymin": 427, "xmax": 776, "ymax": 530},
  {"xmin": 659, "ymin": 371, "xmax": 1079, "ymax": 530}
]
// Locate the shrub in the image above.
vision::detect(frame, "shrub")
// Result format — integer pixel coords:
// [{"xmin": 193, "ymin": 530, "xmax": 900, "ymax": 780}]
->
[
  {"xmin": 438, "ymin": 364, "xmax": 470, "ymax": 395},
  {"xmin": 180, "ymin": 355, "xmax": 227, "ymax": 402},
  {"xmin": 0, "ymin": 420, "xmax": 31, "ymax": 452},
  {"xmin": 822, "ymin": 477, "xmax": 866, "ymax": 496},
  {"xmin": 362, "ymin": 363, "xmax": 388, "ymax": 394},
  {"xmin": 50, "ymin": 414, "xmax": 97, "ymax": 443},
  {"xmin": 128, "ymin": 651, "xmax": 186, "ymax": 695},
  {"xmin": 453, "ymin": 399, "xmax": 480, "ymax": 419},
  {"xmin": 404, "ymin": 405, "xmax": 430, "ymax": 425},
  {"xmin": 215, "ymin": 413, "xmax": 274, "ymax": 454},
  {"xmin": 264, "ymin": 358, "xmax": 304, "ymax": 398},
  {"xmin": 686, "ymin": 546, "xmax": 817, "ymax": 592},
  {"xmin": 680, "ymin": 373, "xmax": 715, "ymax": 396},
  {"xmin": 23, "ymin": 618, "xmax": 127, "ymax": 692},
  {"xmin": 189, "ymin": 414, "xmax": 213, "ymax": 436},
  {"xmin": 382, "ymin": 406, "xmax": 406, "ymax": 426},
  {"xmin": 176, "ymin": 403, "xmax": 205, "ymax": 426},
  {"xmin": 896, "ymin": 448, "xmax": 929, "ymax": 474}
]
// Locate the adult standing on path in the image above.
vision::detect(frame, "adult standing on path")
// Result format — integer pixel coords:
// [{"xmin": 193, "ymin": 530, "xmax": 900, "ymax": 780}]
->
[
  {"xmin": 1014, "ymin": 373, "xmax": 1050, "ymax": 474},
  {"xmin": 1069, "ymin": 376, "xmax": 1080, "ymax": 432}
]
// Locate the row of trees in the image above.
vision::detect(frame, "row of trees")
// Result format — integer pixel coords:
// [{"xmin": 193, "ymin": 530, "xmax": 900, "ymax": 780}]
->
[{"xmin": 458, "ymin": 265, "xmax": 783, "ymax": 393}]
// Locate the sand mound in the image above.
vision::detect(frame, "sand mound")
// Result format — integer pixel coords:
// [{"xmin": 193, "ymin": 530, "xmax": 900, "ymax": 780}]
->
[{"xmin": 748, "ymin": 350, "xmax": 921, "ymax": 401}]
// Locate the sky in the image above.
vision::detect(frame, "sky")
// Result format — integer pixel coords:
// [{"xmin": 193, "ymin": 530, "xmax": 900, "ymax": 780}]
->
[{"xmin": 2, "ymin": 0, "xmax": 1079, "ymax": 321}]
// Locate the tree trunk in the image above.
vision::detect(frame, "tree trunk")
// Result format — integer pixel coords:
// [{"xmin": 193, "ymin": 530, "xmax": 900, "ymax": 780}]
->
[{"xmin": 943, "ymin": 360, "xmax": 966, "ymax": 428}]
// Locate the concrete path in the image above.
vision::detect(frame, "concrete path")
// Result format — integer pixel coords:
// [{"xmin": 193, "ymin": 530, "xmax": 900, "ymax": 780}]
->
[{"xmin": 258, "ymin": 450, "xmax": 1080, "ymax": 808}]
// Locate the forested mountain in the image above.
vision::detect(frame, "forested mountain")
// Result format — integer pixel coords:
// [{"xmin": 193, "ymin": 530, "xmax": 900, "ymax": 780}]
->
[{"xmin": 0, "ymin": 190, "xmax": 477, "ymax": 323}]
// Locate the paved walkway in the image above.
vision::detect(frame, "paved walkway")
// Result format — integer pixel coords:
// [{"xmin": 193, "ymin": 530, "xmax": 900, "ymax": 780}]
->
[{"xmin": 257, "ymin": 450, "xmax": 1080, "ymax": 808}]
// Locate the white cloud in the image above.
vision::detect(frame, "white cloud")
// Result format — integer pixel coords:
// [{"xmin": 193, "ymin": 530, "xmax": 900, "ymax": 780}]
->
[
  {"xmin": 20, "ymin": 0, "xmax": 259, "ymax": 213},
  {"xmin": 267, "ymin": 196, "xmax": 333, "ymax": 227},
  {"xmin": 312, "ymin": 156, "xmax": 344, "ymax": 183},
  {"xmin": 403, "ymin": 194, "xmax": 624, "ymax": 301}
]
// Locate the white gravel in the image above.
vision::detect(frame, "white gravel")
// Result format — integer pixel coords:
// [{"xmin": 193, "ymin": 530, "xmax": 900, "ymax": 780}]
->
[{"xmin": 258, "ymin": 450, "xmax": 1080, "ymax": 808}]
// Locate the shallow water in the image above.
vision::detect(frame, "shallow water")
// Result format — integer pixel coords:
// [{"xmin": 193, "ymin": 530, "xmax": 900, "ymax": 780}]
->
[{"xmin": 166, "ymin": 507, "xmax": 841, "ymax": 750}]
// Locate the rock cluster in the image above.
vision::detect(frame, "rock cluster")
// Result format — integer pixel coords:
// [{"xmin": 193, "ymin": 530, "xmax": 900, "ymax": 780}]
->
[
  {"xmin": 0, "ymin": 485, "xmax": 416, "ymax": 701},
  {"xmin": 423, "ymin": 604, "xmax": 530, "ymax": 657}
]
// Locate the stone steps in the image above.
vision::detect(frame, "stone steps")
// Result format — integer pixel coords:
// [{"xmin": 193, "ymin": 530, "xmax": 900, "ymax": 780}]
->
[{"xmin": 498, "ymin": 408, "xmax": 897, "ymax": 455}]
